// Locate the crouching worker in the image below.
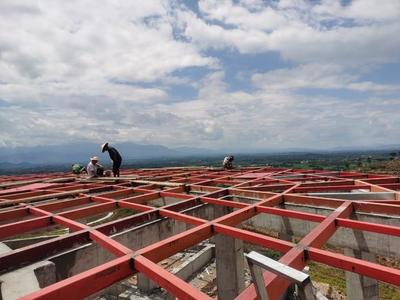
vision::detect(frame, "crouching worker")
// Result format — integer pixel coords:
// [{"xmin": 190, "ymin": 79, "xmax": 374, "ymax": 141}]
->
[
  {"xmin": 71, "ymin": 163, "xmax": 86, "ymax": 175},
  {"xmin": 87, "ymin": 156, "xmax": 104, "ymax": 178},
  {"xmin": 223, "ymin": 155, "xmax": 234, "ymax": 170}
]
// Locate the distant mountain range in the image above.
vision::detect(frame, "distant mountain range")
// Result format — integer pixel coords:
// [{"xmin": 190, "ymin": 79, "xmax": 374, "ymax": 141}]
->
[
  {"xmin": 0, "ymin": 142, "xmax": 220, "ymax": 165},
  {"xmin": 0, "ymin": 142, "xmax": 399, "ymax": 168}
]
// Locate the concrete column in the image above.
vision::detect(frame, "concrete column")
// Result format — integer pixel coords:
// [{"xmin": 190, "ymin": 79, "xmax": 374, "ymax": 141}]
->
[
  {"xmin": 279, "ymin": 216, "xmax": 293, "ymax": 242},
  {"xmin": 137, "ymin": 273, "xmax": 157, "ymax": 292},
  {"xmin": 215, "ymin": 233, "xmax": 245, "ymax": 300},
  {"xmin": 344, "ymin": 249, "xmax": 379, "ymax": 300}
]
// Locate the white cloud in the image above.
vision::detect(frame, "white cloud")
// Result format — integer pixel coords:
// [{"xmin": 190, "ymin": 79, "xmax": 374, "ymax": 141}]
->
[
  {"xmin": 0, "ymin": 0, "xmax": 216, "ymax": 99},
  {"xmin": 252, "ymin": 64, "xmax": 400, "ymax": 94},
  {"xmin": 179, "ymin": 0, "xmax": 400, "ymax": 65},
  {"xmin": 0, "ymin": 0, "xmax": 399, "ymax": 150}
]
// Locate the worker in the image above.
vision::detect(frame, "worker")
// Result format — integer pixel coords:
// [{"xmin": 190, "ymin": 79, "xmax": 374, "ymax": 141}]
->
[
  {"xmin": 223, "ymin": 155, "xmax": 234, "ymax": 170},
  {"xmin": 86, "ymin": 156, "xmax": 104, "ymax": 178},
  {"xmin": 101, "ymin": 142, "xmax": 122, "ymax": 177},
  {"xmin": 71, "ymin": 163, "xmax": 86, "ymax": 175}
]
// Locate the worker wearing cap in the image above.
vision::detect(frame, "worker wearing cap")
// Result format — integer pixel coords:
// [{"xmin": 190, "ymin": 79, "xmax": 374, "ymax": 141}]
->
[
  {"xmin": 101, "ymin": 142, "xmax": 122, "ymax": 177},
  {"xmin": 87, "ymin": 156, "xmax": 104, "ymax": 178}
]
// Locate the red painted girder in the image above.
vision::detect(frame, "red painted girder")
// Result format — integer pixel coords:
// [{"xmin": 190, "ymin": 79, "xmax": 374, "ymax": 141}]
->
[
  {"xmin": 336, "ymin": 218, "xmax": 400, "ymax": 237},
  {"xmin": 0, "ymin": 207, "xmax": 29, "ymax": 223},
  {"xmin": 134, "ymin": 255, "xmax": 212, "ymax": 300},
  {"xmin": 284, "ymin": 194, "xmax": 345, "ymax": 208},
  {"xmin": 297, "ymin": 201, "xmax": 353, "ymax": 248},
  {"xmin": 379, "ymin": 183, "xmax": 400, "ymax": 190},
  {"xmin": 94, "ymin": 210, "xmax": 159, "ymax": 235},
  {"xmin": 238, "ymin": 184, "xmax": 294, "ymax": 192},
  {"xmin": 159, "ymin": 191, "xmax": 196, "ymax": 200},
  {"xmin": 58, "ymin": 202, "xmax": 117, "ymax": 220},
  {"xmin": 29, "ymin": 206, "xmax": 52, "ymax": 216},
  {"xmin": 215, "ymin": 206, "xmax": 256, "ymax": 226},
  {"xmin": 120, "ymin": 192, "xmax": 160, "ymax": 204},
  {"xmin": 363, "ymin": 177, "xmax": 399, "ymax": 184},
  {"xmin": 53, "ymin": 215, "xmax": 89, "ymax": 231},
  {"xmin": 159, "ymin": 198, "xmax": 200, "ymax": 212},
  {"xmin": 20, "ymin": 255, "xmax": 133, "ymax": 300},
  {"xmin": 298, "ymin": 180, "xmax": 354, "ymax": 187},
  {"xmin": 159, "ymin": 209, "xmax": 207, "ymax": 226},
  {"xmin": 0, "ymin": 230, "xmax": 90, "ymax": 274},
  {"xmin": 138, "ymin": 224, "xmax": 212, "ymax": 263},
  {"xmin": 230, "ymin": 189, "xmax": 277, "ymax": 200},
  {"xmin": 91, "ymin": 187, "xmax": 134, "ymax": 199},
  {"xmin": 200, "ymin": 196, "xmax": 249, "ymax": 209},
  {"xmin": 89, "ymin": 230, "xmax": 132, "ymax": 256},
  {"xmin": 215, "ymin": 193, "xmax": 284, "ymax": 227},
  {"xmin": 90, "ymin": 195, "xmax": 117, "ymax": 203},
  {"xmin": 0, "ymin": 216, "xmax": 51, "ymax": 240},
  {"xmin": 308, "ymin": 247, "xmax": 400, "ymax": 286},
  {"xmin": 214, "ymin": 224, "xmax": 293, "ymax": 253},
  {"xmin": 0, "ymin": 183, "xmax": 55, "ymax": 196},
  {"xmin": 237, "ymin": 201, "xmax": 353, "ymax": 300},
  {"xmin": 118, "ymin": 200, "xmax": 154, "ymax": 212},
  {"xmin": 293, "ymin": 185, "xmax": 370, "ymax": 193},
  {"xmin": 356, "ymin": 180, "xmax": 396, "ymax": 193},
  {"xmin": 1, "ymin": 190, "xmax": 50, "ymax": 200},
  {"xmin": 35, "ymin": 196, "xmax": 92, "ymax": 211},
  {"xmin": 353, "ymin": 201, "xmax": 400, "ymax": 216},
  {"xmin": 256, "ymin": 206, "xmax": 325, "ymax": 223}
]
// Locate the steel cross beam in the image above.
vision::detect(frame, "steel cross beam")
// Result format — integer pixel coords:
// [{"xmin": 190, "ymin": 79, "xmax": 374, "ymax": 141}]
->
[{"xmin": 0, "ymin": 167, "xmax": 399, "ymax": 300}]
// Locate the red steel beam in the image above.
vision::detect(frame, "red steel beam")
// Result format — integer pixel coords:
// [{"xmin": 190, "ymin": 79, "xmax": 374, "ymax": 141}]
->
[
  {"xmin": 293, "ymin": 185, "xmax": 370, "ymax": 193},
  {"xmin": 118, "ymin": 200, "xmax": 154, "ymax": 212},
  {"xmin": 214, "ymin": 224, "xmax": 293, "ymax": 253},
  {"xmin": 0, "ymin": 230, "xmax": 90, "ymax": 274},
  {"xmin": 200, "ymin": 196, "xmax": 250, "ymax": 209},
  {"xmin": 308, "ymin": 247, "xmax": 400, "ymax": 286},
  {"xmin": 237, "ymin": 201, "xmax": 353, "ymax": 300},
  {"xmin": 256, "ymin": 206, "xmax": 325, "ymax": 223},
  {"xmin": 134, "ymin": 255, "xmax": 212, "ymax": 300},
  {"xmin": 89, "ymin": 230, "xmax": 132, "ymax": 256},
  {"xmin": 0, "ymin": 207, "xmax": 29, "ymax": 223},
  {"xmin": 159, "ymin": 209, "xmax": 207, "ymax": 226},
  {"xmin": 0, "ymin": 216, "xmax": 51, "ymax": 240},
  {"xmin": 35, "ymin": 196, "xmax": 93, "ymax": 212},
  {"xmin": 138, "ymin": 224, "xmax": 212, "ymax": 262},
  {"xmin": 58, "ymin": 202, "xmax": 117, "ymax": 220},
  {"xmin": 336, "ymin": 218, "xmax": 400, "ymax": 237},
  {"xmin": 20, "ymin": 255, "xmax": 133, "ymax": 300}
]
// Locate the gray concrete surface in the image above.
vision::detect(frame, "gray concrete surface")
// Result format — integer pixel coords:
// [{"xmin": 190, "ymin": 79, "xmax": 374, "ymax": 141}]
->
[
  {"xmin": 344, "ymin": 249, "xmax": 379, "ymax": 300},
  {"xmin": 0, "ymin": 243, "xmax": 56, "ymax": 300}
]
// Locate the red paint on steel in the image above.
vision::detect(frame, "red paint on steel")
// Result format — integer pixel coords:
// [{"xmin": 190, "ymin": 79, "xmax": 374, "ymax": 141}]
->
[
  {"xmin": 0, "ymin": 167, "xmax": 399, "ymax": 299},
  {"xmin": 20, "ymin": 255, "xmax": 133, "ymax": 300},
  {"xmin": 135, "ymin": 255, "xmax": 212, "ymax": 300}
]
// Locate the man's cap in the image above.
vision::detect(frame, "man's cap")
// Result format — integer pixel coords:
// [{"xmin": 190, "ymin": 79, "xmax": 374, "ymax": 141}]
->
[
  {"xmin": 101, "ymin": 142, "xmax": 109, "ymax": 152},
  {"xmin": 90, "ymin": 156, "xmax": 99, "ymax": 161}
]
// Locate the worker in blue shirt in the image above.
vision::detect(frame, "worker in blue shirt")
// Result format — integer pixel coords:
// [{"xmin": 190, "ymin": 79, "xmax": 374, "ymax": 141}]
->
[{"xmin": 101, "ymin": 142, "xmax": 122, "ymax": 177}]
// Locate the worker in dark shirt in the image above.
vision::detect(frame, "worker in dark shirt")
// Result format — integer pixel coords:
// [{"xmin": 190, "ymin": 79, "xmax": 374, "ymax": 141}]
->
[{"xmin": 101, "ymin": 142, "xmax": 122, "ymax": 177}]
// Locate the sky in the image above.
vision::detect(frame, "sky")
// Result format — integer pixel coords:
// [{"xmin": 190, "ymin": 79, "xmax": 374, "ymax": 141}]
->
[{"xmin": 0, "ymin": 0, "xmax": 399, "ymax": 151}]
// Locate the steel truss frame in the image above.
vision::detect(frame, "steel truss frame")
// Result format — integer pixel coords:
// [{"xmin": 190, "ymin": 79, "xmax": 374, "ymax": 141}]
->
[{"xmin": 0, "ymin": 166, "xmax": 399, "ymax": 299}]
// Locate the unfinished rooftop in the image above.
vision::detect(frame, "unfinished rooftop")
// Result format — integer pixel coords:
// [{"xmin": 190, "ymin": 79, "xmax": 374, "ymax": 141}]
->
[{"xmin": 0, "ymin": 167, "xmax": 399, "ymax": 300}]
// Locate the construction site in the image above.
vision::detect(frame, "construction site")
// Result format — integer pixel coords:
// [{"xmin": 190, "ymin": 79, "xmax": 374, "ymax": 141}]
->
[{"xmin": 0, "ymin": 166, "xmax": 399, "ymax": 300}]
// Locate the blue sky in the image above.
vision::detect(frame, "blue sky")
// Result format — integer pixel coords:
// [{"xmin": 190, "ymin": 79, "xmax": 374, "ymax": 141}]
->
[{"xmin": 0, "ymin": 0, "xmax": 399, "ymax": 150}]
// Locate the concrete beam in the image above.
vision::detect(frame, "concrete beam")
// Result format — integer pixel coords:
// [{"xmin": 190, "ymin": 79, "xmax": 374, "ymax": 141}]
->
[
  {"xmin": 0, "ymin": 243, "xmax": 56, "ymax": 300},
  {"xmin": 172, "ymin": 244, "xmax": 214, "ymax": 282},
  {"xmin": 215, "ymin": 233, "xmax": 245, "ymax": 300},
  {"xmin": 344, "ymin": 249, "xmax": 379, "ymax": 300}
]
